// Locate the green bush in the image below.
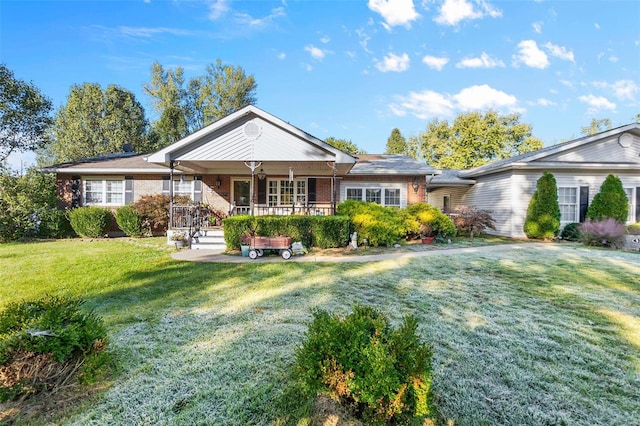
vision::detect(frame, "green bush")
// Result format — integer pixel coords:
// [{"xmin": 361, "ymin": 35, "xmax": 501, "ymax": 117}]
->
[
  {"xmin": 524, "ymin": 171, "xmax": 561, "ymax": 239},
  {"xmin": 405, "ymin": 202, "xmax": 456, "ymax": 238},
  {"xmin": 0, "ymin": 295, "xmax": 108, "ymax": 401},
  {"xmin": 67, "ymin": 206, "xmax": 112, "ymax": 238},
  {"xmin": 337, "ymin": 200, "xmax": 405, "ymax": 247},
  {"xmin": 587, "ymin": 174, "xmax": 628, "ymax": 223},
  {"xmin": 223, "ymin": 215, "xmax": 349, "ymax": 250},
  {"xmin": 35, "ymin": 207, "xmax": 73, "ymax": 239},
  {"xmin": 627, "ymin": 223, "xmax": 640, "ymax": 235},
  {"xmin": 115, "ymin": 205, "xmax": 144, "ymax": 237},
  {"xmin": 295, "ymin": 305, "xmax": 434, "ymax": 425},
  {"xmin": 560, "ymin": 222, "xmax": 581, "ymax": 241}
]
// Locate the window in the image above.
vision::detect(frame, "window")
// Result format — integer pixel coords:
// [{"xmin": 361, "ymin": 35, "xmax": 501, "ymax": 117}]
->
[
  {"xmin": 558, "ymin": 187, "xmax": 578, "ymax": 223},
  {"xmin": 345, "ymin": 186, "xmax": 403, "ymax": 207},
  {"xmin": 161, "ymin": 177, "xmax": 202, "ymax": 201},
  {"xmin": 267, "ymin": 179, "xmax": 306, "ymax": 206},
  {"xmin": 624, "ymin": 188, "xmax": 634, "ymax": 222},
  {"xmin": 83, "ymin": 179, "xmax": 124, "ymax": 206}
]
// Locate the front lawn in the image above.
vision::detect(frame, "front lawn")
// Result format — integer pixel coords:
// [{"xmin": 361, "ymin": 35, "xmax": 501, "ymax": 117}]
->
[{"xmin": 1, "ymin": 239, "xmax": 638, "ymax": 425}]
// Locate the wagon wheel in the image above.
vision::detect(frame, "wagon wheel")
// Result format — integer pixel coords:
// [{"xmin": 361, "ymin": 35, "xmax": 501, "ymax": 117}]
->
[
  {"xmin": 249, "ymin": 249, "xmax": 258, "ymax": 260},
  {"xmin": 281, "ymin": 249, "xmax": 292, "ymax": 260},
  {"xmin": 256, "ymin": 249, "xmax": 264, "ymax": 257}
]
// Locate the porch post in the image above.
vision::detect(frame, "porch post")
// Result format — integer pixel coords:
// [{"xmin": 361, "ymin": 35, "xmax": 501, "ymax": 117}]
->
[
  {"xmin": 243, "ymin": 161, "xmax": 261, "ymax": 216},
  {"xmin": 332, "ymin": 162, "xmax": 337, "ymax": 215},
  {"xmin": 169, "ymin": 160, "xmax": 174, "ymax": 229}
]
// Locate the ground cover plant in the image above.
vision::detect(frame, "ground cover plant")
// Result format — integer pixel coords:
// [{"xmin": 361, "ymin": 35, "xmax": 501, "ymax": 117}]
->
[{"xmin": 0, "ymin": 239, "xmax": 638, "ymax": 425}]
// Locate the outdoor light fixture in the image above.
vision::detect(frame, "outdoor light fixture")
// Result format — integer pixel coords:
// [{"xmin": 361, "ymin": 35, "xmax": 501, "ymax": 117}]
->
[
  {"xmin": 412, "ymin": 177, "xmax": 420, "ymax": 193},
  {"xmin": 257, "ymin": 168, "xmax": 267, "ymax": 180},
  {"xmin": 216, "ymin": 176, "xmax": 222, "ymax": 188}
]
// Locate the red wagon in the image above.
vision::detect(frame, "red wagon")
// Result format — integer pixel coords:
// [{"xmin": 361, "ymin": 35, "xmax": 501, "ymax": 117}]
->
[{"xmin": 248, "ymin": 236, "xmax": 293, "ymax": 260}]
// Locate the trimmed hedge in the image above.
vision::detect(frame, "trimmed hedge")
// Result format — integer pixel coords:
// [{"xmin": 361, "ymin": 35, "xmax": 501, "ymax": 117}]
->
[
  {"xmin": 337, "ymin": 200, "xmax": 405, "ymax": 247},
  {"xmin": 115, "ymin": 205, "xmax": 144, "ymax": 237},
  {"xmin": 404, "ymin": 202, "xmax": 456, "ymax": 238},
  {"xmin": 223, "ymin": 215, "xmax": 350, "ymax": 250},
  {"xmin": 67, "ymin": 207, "xmax": 112, "ymax": 238}
]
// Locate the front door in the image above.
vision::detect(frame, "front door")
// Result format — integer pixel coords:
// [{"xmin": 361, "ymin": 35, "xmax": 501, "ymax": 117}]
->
[{"xmin": 233, "ymin": 179, "xmax": 250, "ymax": 209}]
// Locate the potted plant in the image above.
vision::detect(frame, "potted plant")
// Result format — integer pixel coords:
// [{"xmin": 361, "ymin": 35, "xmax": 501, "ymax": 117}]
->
[
  {"xmin": 239, "ymin": 233, "xmax": 252, "ymax": 257},
  {"xmin": 170, "ymin": 231, "xmax": 188, "ymax": 248},
  {"xmin": 420, "ymin": 223, "xmax": 435, "ymax": 244}
]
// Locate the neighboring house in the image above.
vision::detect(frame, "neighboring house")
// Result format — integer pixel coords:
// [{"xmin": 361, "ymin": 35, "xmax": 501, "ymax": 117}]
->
[
  {"xmin": 45, "ymin": 106, "xmax": 640, "ymax": 239},
  {"xmin": 429, "ymin": 123, "xmax": 640, "ymax": 237}
]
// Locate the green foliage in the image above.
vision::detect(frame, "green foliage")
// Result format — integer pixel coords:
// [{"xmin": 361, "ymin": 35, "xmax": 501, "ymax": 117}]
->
[
  {"xmin": 385, "ymin": 128, "xmax": 408, "ymax": 155},
  {"xmin": 223, "ymin": 215, "xmax": 350, "ymax": 250},
  {"xmin": 295, "ymin": 305, "xmax": 434, "ymax": 424},
  {"xmin": 579, "ymin": 218, "xmax": 626, "ymax": 248},
  {"xmin": 627, "ymin": 222, "xmax": 640, "ymax": 235},
  {"xmin": 524, "ymin": 171, "xmax": 561, "ymax": 239},
  {"xmin": 50, "ymin": 83, "xmax": 149, "ymax": 163},
  {"xmin": 67, "ymin": 206, "xmax": 112, "ymax": 238},
  {"xmin": 420, "ymin": 110, "xmax": 543, "ymax": 169},
  {"xmin": 0, "ymin": 295, "xmax": 108, "ymax": 402},
  {"xmin": 560, "ymin": 222, "xmax": 581, "ymax": 241},
  {"xmin": 337, "ymin": 200, "xmax": 404, "ymax": 247},
  {"xmin": 131, "ymin": 194, "xmax": 191, "ymax": 235},
  {"xmin": 0, "ymin": 64, "xmax": 53, "ymax": 163},
  {"xmin": 0, "ymin": 168, "xmax": 70, "ymax": 241},
  {"xmin": 405, "ymin": 202, "xmax": 456, "ymax": 238},
  {"xmin": 581, "ymin": 118, "xmax": 612, "ymax": 136},
  {"xmin": 586, "ymin": 174, "xmax": 628, "ymax": 223},
  {"xmin": 115, "ymin": 205, "xmax": 144, "ymax": 237},
  {"xmin": 325, "ymin": 136, "xmax": 367, "ymax": 156}
]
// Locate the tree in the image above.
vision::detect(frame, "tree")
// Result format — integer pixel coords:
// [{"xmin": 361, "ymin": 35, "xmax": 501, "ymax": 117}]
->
[
  {"xmin": 586, "ymin": 174, "xmax": 628, "ymax": 223},
  {"xmin": 49, "ymin": 83, "xmax": 149, "ymax": 163},
  {"xmin": 0, "ymin": 64, "xmax": 53, "ymax": 164},
  {"xmin": 325, "ymin": 137, "xmax": 367, "ymax": 156},
  {"xmin": 385, "ymin": 128, "xmax": 407, "ymax": 154},
  {"xmin": 524, "ymin": 171, "xmax": 561, "ymax": 240},
  {"xmin": 581, "ymin": 118, "xmax": 612, "ymax": 136},
  {"xmin": 145, "ymin": 59, "xmax": 257, "ymax": 147},
  {"xmin": 420, "ymin": 111, "xmax": 543, "ymax": 169}
]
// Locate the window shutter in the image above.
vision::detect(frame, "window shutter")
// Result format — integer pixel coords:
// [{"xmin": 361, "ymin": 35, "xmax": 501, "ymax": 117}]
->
[
  {"xmin": 308, "ymin": 178, "xmax": 317, "ymax": 203},
  {"xmin": 257, "ymin": 178, "xmax": 267, "ymax": 204},
  {"xmin": 124, "ymin": 176, "xmax": 134, "ymax": 204},
  {"xmin": 579, "ymin": 186, "xmax": 589, "ymax": 222},
  {"xmin": 193, "ymin": 176, "xmax": 203, "ymax": 202},
  {"xmin": 635, "ymin": 187, "xmax": 640, "ymax": 222},
  {"xmin": 162, "ymin": 176, "xmax": 170, "ymax": 193},
  {"xmin": 71, "ymin": 175, "xmax": 81, "ymax": 207}
]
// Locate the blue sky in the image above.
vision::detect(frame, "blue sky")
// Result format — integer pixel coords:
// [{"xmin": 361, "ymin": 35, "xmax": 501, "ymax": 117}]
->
[{"xmin": 1, "ymin": 0, "xmax": 639, "ymax": 170}]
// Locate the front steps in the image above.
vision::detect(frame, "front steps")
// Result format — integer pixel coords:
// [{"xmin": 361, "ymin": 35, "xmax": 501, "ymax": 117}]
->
[{"xmin": 190, "ymin": 229, "xmax": 226, "ymax": 251}]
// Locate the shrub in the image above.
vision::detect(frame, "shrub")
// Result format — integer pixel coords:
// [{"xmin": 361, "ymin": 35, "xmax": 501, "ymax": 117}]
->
[
  {"xmin": 524, "ymin": 171, "xmax": 561, "ymax": 239},
  {"xmin": 295, "ymin": 305, "xmax": 434, "ymax": 425},
  {"xmin": 450, "ymin": 205, "xmax": 496, "ymax": 239},
  {"xmin": 579, "ymin": 218, "xmax": 626, "ymax": 248},
  {"xmin": 0, "ymin": 295, "xmax": 108, "ymax": 401},
  {"xmin": 115, "ymin": 205, "xmax": 144, "ymax": 237},
  {"xmin": 405, "ymin": 202, "xmax": 456, "ymax": 239},
  {"xmin": 587, "ymin": 174, "xmax": 628, "ymax": 223},
  {"xmin": 67, "ymin": 206, "xmax": 112, "ymax": 238},
  {"xmin": 34, "ymin": 207, "xmax": 73, "ymax": 239},
  {"xmin": 627, "ymin": 223, "xmax": 640, "ymax": 235},
  {"xmin": 337, "ymin": 200, "xmax": 405, "ymax": 247},
  {"xmin": 131, "ymin": 194, "xmax": 191, "ymax": 235},
  {"xmin": 560, "ymin": 222, "xmax": 581, "ymax": 241}
]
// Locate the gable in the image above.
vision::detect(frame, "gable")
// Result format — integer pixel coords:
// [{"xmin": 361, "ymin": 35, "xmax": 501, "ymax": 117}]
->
[{"xmin": 537, "ymin": 132, "xmax": 640, "ymax": 164}]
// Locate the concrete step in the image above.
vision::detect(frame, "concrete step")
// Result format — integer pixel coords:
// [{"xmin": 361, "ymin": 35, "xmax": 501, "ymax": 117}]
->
[{"xmin": 190, "ymin": 229, "xmax": 226, "ymax": 250}]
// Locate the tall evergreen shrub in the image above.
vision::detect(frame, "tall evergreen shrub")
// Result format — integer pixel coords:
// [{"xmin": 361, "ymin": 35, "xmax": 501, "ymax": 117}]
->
[
  {"xmin": 524, "ymin": 171, "xmax": 561, "ymax": 239},
  {"xmin": 586, "ymin": 174, "xmax": 628, "ymax": 223}
]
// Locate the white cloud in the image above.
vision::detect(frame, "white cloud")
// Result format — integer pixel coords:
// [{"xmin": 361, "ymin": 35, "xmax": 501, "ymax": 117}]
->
[
  {"xmin": 208, "ymin": 0, "xmax": 230, "ymax": 20},
  {"xmin": 233, "ymin": 7, "xmax": 286, "ymax": 28},
  {"xmin": 277, "ymin": 52, "xmax": 286, "ymax": 60},
  {"xmin": 513, "ymin": 40, "xmax": 549, "ymax": 69},
  {"xmin": 118, "ymin": 26, "xmax": 192, "ymax": 38},
  {"xmin": 454, "ymin": 84, "xmax": 519, "ymax": 111},
  {"xmin": 456, "ymin": 52, "xmax": 504, "ymax": 68},
  {"xmin": 593, "ymin": 80, "xmax": 639, "ymax": 102},
  {"xmin": 356, "ymin": 28, "xmax": 372, "ymax": 54},
  {"xmin": 422, "ymin": 55, "xmax": 449, "ymax": 71},
  {"xmin": 389, "ymin": 84, "xmax": 520, "ymax": 119},
  {"xmin": 595, "ymin": 23, "xmax": 600, "ymax": 30},
  {"xmin": 531, "ymin": 98, "xmax": 556, "ymax": 107},
  {"xmin": 578, "ymin": 94, "xmax": 616, "ymax": 112},
  {"xmin": 368, "ymin": 0, "xmax": 420, "ymax": 29},
  {"xmin": 320, "ymin": 35, "xmax": 330, "ymax": 44},
  {"xmin": 305, "ymin": 45, "xmax": 328, "ymax": 61},
  {"xmin": 375, "ymin": 52, "xmax": 410, "ymax": 72},
  {"xmin": 434, "ymin": 0, "xmax": 502, "ymax": 26},
  {"xmin": 543, "ymin": 42, "xmax": 574, "ymax": 62},
  {"xmin": 609, "ymin": 55, "xmax": 619, "ymax": 63},
  {"xmin": 532, "ymin": 21, "xmax": 543, "ymax": 33}
]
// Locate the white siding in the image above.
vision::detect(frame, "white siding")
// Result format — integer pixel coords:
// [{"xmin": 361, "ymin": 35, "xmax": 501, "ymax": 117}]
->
[
  {"xmin": 461, "ymin": 171, "xmax": 514, "ymax": 237},
  {"xmin": 427, "ymin": 187, "xmax": 470, "ymax": 210},
  {"xmin": 539, "ymin": 135, "xmax": 640, "ymax": 163}
]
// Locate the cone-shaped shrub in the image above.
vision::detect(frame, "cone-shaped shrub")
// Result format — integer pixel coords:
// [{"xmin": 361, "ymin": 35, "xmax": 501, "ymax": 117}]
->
[
  {"xmin": 586, "ymin": 174, "xmax": 628, "ymax": 223},
  {"xmin": 524, "ymin": 171, "xmax": 561, "ymax": 239}
]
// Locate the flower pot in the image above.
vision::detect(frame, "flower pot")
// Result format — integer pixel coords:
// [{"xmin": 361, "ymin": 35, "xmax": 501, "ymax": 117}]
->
[
  {"xmin": 241, "ymin": 245, "xmax": 250, "ymax": 257},
  {"xmin": 421, "ymin": 237, "xmax": 435, "ymax": 244},
  {"xmin": 174, "ymin": 240, "xmax": 186, "ymax": 249}
]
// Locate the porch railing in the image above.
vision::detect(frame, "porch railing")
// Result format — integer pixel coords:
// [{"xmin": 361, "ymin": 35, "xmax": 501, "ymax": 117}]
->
[{"xmin": 171, "ymin": 205, "xmax": 216, "ymax": 230}]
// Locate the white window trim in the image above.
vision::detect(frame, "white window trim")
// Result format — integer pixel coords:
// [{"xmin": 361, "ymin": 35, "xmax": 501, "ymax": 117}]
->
[
  {"xmin": 162, "ymin": 178, "xmax": 198, "ymax": 200},
  {"xmin": 343, "ymin": 184, "xmax": 405, "ymax": 207},
  {"xmin": 83, "ymin": 177, "xmax": 125, "ymax": 206},
  {"xmin": 557, "ymin": 186, "xmax": 579, "ymax": 224},
  {"xmin": 624, "ymin": 187, "xmax": 635, "ymax": 223},
  {"xmin": 266, "ymin": 178, "xmax": 307, "ymax": 206}
]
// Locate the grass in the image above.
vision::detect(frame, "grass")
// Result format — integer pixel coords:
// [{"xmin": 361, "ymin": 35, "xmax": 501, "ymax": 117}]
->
[{"xmin": 1, "ymin": 238, "xmax": 639, "ymax": 425}]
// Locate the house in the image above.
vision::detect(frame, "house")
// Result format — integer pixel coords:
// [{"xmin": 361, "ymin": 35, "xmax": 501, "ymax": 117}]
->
[
  {"xmin": 46, "ymin": 105, "xmax": 437, "ymax": 230},
  {"xmin": 46, "ymin": 105, "xmax": 640, "ymax": 239},
  {"xmin": 428, "ymin": 123, "xmax": 640, "ymax": 237}
]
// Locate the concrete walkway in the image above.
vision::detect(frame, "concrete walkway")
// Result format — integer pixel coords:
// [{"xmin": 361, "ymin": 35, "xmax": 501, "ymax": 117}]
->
[{"xmin": 171, "ymin": 242, "xmax": 557, "ymax": 263}]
